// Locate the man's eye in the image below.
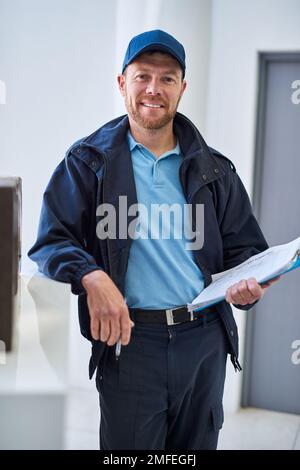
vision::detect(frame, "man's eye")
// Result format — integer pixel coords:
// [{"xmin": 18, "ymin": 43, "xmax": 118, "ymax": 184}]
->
[
  {"xmin": 164, "ymin": 77, "xmax": 175, "ymax": 83},
  {"xmin": 136, "ymin": 74, "xmax": 147, "ymax": 80}
]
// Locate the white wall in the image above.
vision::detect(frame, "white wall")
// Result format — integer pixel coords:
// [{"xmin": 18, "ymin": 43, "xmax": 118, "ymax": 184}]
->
[
  {"xmin": 0, "ymin": 0, "xmax": 118, "ymax": 390},
  {"xmin": 0, "ymin": 0, "xmax": 118, "ymax": 274},
  {"xmin": 206, "ymin": 0, "xmax": 300, "ymax": 412},
  {"xmin": 0, "ymin": 0, "xmax": 212, "ymax": 389},
  {"xmin": 0, "ymin": 0, "xmax": 211, "ymax": 275},
  {"xmin": 113, "ymin": 0, "xmax": 212, "ymax": 133}
]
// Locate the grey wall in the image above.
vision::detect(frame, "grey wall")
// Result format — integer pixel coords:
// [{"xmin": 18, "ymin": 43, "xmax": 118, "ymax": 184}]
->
[{"xmin": 206, "ymin": 0, "xmax": 300, "ymax": 412}]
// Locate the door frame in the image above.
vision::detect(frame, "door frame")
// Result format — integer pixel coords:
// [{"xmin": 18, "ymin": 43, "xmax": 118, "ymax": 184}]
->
[{"xmin": 241, "ymin": 51, "xmax": 300, "ymax": 407}]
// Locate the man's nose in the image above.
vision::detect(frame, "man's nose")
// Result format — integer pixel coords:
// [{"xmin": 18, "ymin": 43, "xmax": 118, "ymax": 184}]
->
[{"xmin": 145, "ymin": 77, "xmax": 161, "ymax": 95}]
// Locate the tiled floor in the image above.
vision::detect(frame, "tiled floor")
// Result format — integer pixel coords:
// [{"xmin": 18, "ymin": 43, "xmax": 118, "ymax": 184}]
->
[
  {"xmin": 219, "ymin": 409, "xmax": 300, "ymax": 450},
  {"xmin": 64, "ymin": 389, "xmax": 300, "ymax": 450}
]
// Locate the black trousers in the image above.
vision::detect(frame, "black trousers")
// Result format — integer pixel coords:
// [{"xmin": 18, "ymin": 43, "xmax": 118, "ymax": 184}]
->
[{"xmin": 96, "ymin": 312, "xmax": 229, "ymax": 450}]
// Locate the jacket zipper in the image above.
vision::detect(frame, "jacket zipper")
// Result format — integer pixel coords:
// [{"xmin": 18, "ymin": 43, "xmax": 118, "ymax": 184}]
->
[
  {"xmin": 100, "ymin": 153, "xmax": 114, "ymax": 278},
  {"xmin": 80, "ymin": 143, "xmax": 113, "ymax": 277},
  {"xmin": 179, "ymin": 160, "xmax": 240, "ymax": 367},
  {"xmin": 80, "ymin": 143, "xmax": 118, "ymax": 368}
]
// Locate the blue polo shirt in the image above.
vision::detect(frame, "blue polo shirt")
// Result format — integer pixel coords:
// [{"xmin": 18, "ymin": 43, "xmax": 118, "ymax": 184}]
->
[{"xmin": 124, "ymin": 130, "xmax": 205, "ymax": 309}]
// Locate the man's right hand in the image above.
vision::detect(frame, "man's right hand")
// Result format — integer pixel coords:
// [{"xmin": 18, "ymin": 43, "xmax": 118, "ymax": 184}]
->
[{"xmin": 82, "ymin": 270, "xmax": 134, "ymax": 346}]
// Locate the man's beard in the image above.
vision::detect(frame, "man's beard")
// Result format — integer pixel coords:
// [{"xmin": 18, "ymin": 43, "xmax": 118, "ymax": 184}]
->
[{"xmin": 125, "ymin": 96, "xmax": 181, "ymax": 130}]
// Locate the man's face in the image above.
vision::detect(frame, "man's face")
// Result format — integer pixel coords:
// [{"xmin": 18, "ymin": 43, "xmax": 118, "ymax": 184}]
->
[{"xmin": 118, "ymin": 52, "xmax": 187, "ymax": 130}]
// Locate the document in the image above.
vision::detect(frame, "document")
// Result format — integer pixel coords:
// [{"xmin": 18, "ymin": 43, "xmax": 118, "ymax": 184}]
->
[{"xmin": 188, "ymin": 236, "xmax": 300, "ymax": 312}]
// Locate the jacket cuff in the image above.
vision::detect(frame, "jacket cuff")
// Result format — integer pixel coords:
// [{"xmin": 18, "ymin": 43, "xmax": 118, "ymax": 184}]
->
[
  {"xmin": 72, "ymin": 265, "xmax": 103, "ymax": 295},
  {"xmin": 233, "ymin": 299, "xmax": 259, "ymax": 311}
]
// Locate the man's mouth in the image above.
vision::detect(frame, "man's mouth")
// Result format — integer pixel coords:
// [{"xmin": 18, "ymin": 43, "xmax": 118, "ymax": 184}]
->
[{"xmin": 140, "ymin": 102, "xmax": 164, "ymax": 108}]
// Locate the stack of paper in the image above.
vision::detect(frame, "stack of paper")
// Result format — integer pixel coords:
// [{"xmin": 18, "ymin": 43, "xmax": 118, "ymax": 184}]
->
[{"xmin": 188, "ymin": 236, "xmax": 300, "ymax": 312}]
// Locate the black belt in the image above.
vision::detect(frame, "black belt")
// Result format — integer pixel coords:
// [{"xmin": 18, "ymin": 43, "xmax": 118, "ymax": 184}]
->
[{"xmin": 129, "ymin": 305, "xmax": 216, "ymax": 326}]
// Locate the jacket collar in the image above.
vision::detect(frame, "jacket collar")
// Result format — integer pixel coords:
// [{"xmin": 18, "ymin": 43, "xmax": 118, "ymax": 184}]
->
[{"xmin": 74, "ymin": 112, "xmax": 225, "ymax": 194}]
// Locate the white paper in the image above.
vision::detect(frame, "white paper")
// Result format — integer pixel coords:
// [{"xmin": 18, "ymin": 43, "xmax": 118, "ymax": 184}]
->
[{"xmin": 189, "ymin": 236, "xmax": 300, "ymax": 311}]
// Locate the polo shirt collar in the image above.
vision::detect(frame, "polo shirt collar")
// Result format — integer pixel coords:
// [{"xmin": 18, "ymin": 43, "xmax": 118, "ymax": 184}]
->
[{"xmin": 127, "ymin": 130, "xmax": 181, "ymax": 157}]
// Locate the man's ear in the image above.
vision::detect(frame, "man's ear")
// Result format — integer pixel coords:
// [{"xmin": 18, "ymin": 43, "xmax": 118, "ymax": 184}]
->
[
  {"xmin": 117, "ymin": 74, "xmax": 126, "ymax": 97},
  {"xmin": 181, "ymin": 79, "xmax": 187, "ymax": 96}
]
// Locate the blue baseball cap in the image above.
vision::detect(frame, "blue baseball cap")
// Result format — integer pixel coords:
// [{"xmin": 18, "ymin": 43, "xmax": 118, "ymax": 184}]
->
[{"xmin": 122, "ymin": 29, "xmax": 186, "ymax": 78}]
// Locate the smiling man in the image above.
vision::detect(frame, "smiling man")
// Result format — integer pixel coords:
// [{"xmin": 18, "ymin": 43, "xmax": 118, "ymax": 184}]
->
[
  {"xmin": 29, "ymin": 30, "xmax": 277, "ymax": 450},
  {"xmin": 119, "ymin": 51, "xmax": 186, "ymax": 139}
]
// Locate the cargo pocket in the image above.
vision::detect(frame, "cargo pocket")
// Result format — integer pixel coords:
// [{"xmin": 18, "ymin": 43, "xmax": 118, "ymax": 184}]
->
[{"xmin": 211, "ymin": 402, "xmax": 224, "ymax": 432}]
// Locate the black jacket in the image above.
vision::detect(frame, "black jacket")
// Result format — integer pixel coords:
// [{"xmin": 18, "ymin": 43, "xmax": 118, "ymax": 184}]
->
[{"xmin": 28, "ymin": 112, "xmax": 268, "ymax": 378}]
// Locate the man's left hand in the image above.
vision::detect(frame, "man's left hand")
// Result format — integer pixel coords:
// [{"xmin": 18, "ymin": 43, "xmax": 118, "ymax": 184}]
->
[{"xmin": 225, "ymin": 276, "xmax": 280, "ymax": 306}]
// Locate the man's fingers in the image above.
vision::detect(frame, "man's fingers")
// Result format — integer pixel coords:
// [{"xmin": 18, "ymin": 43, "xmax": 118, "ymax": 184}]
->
[
  {"xmin": 120, "ymin": 314, "xmax": 134, "ymax": 346},
  {"xmin": 90, "ymin": 317, "xmax": 100, "ymax": 341},
  {"xmin": 100, "ymin": 318, "xmax": 110, "ymax": 343},
  {"xmin": 226, "ymin": 279, "xmax": 262, "ymax": 305},
  {"xmin": 246, "ymin": 278, "xmax": 263, "ymax": 297},
  {"xmin": 237, "ymin": 280, "xmax": 255, "ymax": 303},
  {"xmin": 226, "ymin": 280, "xmax": 249, "ymax": 305},
  {"xmin": 107, "ymin": 318, "xmax": 121, "ymax": 346}
]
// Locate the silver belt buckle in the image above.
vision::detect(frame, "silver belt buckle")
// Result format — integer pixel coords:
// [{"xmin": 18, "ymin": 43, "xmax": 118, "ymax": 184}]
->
[
  {"xmin": 166, "ymin": 306, "xmax": 191, "ymax": 326},
  {"xmin": 166, "ymin": 308, "xmax": 176, "ymax": 325}
]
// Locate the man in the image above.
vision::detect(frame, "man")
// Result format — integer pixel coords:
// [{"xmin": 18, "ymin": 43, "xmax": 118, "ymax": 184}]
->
[{"xmin": 29, "ymin": 30, "xmax": 277, "ymax": 450}]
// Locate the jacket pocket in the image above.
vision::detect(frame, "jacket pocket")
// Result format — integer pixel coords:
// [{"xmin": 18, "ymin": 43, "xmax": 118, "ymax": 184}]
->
[
  {"xmin": 95, "ymin": 345, "xmax": 109, "ymax": 392},
  {"xmin": 211, "ymin": 403, "xmax": 224, "ymax": 432}
]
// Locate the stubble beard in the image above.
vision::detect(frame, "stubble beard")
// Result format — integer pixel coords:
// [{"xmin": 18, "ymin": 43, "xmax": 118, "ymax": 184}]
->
[{"xmin": 125, "ymin": 95, "xmax": 182, "ymax": 130}]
